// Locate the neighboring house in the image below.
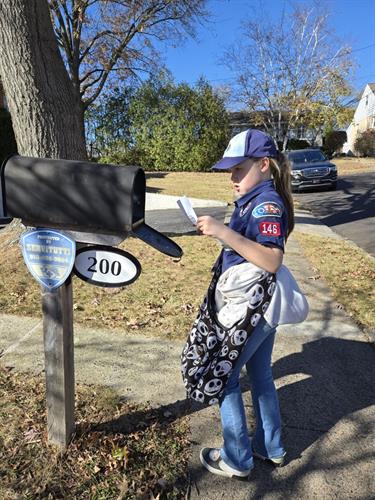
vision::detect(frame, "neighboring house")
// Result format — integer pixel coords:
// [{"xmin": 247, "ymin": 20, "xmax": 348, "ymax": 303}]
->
[
  {"xmin": 228, "ymin": 111, "xmax": 323, "ymax": 146},
  {"xmin": 343, "ymin": 83, "xmax": 375, "ymax": 154},
  {"xmin": 229, "ymin": 111, "xmax": 254, "ymax": 136}
]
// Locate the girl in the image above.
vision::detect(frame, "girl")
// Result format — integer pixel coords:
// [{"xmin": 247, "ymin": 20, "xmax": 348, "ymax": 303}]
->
[{"xmin": 196, "ymin": 128, "xmax": 294, "ymax": 478}]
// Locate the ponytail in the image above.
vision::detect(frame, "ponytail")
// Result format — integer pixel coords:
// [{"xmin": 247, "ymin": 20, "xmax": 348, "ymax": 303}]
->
[{"xmin": 269, "ymin": 152, "xmax": 295, "ymax": 239}]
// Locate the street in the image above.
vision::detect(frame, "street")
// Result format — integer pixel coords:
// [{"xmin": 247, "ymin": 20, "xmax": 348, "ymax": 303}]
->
[
  {"xmin": 145, "ymin": 206, "xmax": 229, "ymax": 236},
  {"xmin": 294, "ymin": 172, "xmax": 375, "ymax": 256}
]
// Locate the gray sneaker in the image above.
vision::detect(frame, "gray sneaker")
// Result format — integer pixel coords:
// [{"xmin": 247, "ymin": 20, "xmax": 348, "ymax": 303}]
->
[
  {"xmin": 200, "ymin": 448, "xmax": 253, "ymax": 478},
  {"xmin": 253, "ymin": 449, "xmax": 286, "ymax": 466}
]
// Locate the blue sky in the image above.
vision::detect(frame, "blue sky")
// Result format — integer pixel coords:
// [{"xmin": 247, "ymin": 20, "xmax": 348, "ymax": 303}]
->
[{"xmin": 156, "ymin": 0, "xmax": 375, "ymax": 107}]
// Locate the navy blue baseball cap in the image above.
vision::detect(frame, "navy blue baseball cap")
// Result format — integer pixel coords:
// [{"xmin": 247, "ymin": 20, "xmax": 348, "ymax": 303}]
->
[{"xmin": 212, "ymin": 129, "xmax": 278, "ymax": 170}]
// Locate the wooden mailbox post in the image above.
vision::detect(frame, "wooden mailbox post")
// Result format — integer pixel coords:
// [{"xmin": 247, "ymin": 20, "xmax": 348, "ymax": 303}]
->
[
  {"xmin": 42, "ymin": 279, "xmax": 75, "ymax": 446},
  {"xmin": 1, "ymin": 155, "xmax": 182, "ymax": 447}
]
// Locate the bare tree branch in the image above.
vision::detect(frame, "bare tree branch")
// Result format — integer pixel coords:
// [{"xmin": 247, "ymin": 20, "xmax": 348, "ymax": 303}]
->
[
  {"xmin": 222, "ymin": 3, "xmax": 353, "ymax": 146},
  {"xmin": 48, "ymin": 0, "xmax": 207, "ymax": 109}
]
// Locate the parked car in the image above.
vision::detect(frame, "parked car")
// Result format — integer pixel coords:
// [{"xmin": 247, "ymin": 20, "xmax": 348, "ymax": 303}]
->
[{"xmin": 287, "ymin": 149, "xmax": 337, "ymax": 191}]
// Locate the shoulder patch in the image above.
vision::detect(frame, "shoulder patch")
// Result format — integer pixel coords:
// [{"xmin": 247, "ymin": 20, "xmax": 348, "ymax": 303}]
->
[{"xmin": 252, "ymin": 201, "xmax": 282, "ymax": 218}]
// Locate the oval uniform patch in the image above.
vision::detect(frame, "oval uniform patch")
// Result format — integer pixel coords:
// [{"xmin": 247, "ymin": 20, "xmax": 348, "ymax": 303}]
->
[{"xmin": 252, "ymin": 201, "xmax": 282, "ymax": 218}]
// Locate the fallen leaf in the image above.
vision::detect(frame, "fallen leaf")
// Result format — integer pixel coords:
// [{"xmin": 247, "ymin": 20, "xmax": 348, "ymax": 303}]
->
[{"xmin": 24, "ymin": 427, "xmax": 39, "ymax": 442}]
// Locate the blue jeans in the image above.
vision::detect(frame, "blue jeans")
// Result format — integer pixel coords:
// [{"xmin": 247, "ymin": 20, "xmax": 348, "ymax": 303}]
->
[{"xmin": 219, "ymin": 318, "xmax": 284, "ymax": 471}]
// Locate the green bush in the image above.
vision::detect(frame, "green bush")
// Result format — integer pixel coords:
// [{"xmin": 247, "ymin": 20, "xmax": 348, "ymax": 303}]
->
[
  {"xmin": 0, "ymin": 109, "xmax": 17, "ymax": 165},
  {"xmin": 88, "ymin": 74, "xmax": 230, "ymax": 171},
  {"xmin": 354, "ymin": 129, "xmax": 375, "ymax": 157},
  {"xmin": 322, "ymin": 130, "xmax": 347, "ymax": 157}
]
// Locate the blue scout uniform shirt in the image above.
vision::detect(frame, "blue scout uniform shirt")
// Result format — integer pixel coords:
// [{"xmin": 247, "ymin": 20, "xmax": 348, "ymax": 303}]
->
[{"xmin": 222, "ymin": 179, "xmax": 288, "ymax": 273}]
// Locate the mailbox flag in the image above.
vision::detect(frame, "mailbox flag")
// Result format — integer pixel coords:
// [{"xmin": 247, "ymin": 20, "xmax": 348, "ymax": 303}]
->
[
  {"xmin": 132, "ymin": 223, "xmax": 182, "ymax": 258},
  {"xmin": 20, "ymin": 229, "xmax": 76, "ymax": 290}
]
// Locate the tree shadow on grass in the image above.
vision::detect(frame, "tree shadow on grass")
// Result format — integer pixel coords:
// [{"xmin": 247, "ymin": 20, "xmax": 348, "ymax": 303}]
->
[
  {"xmin": 145, "ymin": 172, "xmax": 169, "ymax": 180},
  {"xmin": 145, "ymin": 172, "xmax": 169, "ymax": 194}
]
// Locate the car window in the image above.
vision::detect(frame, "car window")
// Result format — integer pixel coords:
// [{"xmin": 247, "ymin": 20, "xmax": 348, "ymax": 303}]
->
[{"xmin": 288, "ymin": 150, "xmax": 326, "ymax": 164}]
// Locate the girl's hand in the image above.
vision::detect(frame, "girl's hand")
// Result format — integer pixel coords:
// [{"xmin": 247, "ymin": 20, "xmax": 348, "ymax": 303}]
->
[{"xmin": 196, "ymin": 216, "xmax": 225, "ymax": 238}]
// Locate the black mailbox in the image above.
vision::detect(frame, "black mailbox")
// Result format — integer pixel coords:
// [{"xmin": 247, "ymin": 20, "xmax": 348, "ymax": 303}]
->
[{"xmin": 1, "ymin": 155, "xmax": 182, "ymax": 257}]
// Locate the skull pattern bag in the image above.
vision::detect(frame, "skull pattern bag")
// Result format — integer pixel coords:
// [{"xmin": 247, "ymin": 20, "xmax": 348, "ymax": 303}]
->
[{"xmin": 181, "ymin": 258, "xmax": 276, "ymax": 406}]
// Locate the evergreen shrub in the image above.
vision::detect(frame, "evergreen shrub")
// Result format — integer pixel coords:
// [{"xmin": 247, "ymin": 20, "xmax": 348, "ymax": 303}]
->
[{"xmin": 354, "ymin": 129, "xmax": 375, "ymax": 157}]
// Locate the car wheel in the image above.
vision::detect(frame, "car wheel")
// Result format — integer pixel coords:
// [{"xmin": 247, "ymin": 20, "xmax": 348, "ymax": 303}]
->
[{"xmin": 329, "ymin": 182, "xmax": 337, "ymax": 190}]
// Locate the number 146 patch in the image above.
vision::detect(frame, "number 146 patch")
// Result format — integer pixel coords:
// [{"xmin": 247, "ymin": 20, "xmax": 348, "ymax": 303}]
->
[{"xmin": 259, "ymin": 222, "xmax": 281, "ymax": 236}]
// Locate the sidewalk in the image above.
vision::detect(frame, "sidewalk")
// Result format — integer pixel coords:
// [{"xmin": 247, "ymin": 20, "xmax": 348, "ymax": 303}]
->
[{"xmin": 0, "ymin": 195, "xmax": 374, "ymax": 499}]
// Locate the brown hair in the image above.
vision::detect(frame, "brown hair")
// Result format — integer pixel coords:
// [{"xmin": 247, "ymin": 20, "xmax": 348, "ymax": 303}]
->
[{"xmin": 268, "ymin": 152, "xmax": 295, "ymax": 239}]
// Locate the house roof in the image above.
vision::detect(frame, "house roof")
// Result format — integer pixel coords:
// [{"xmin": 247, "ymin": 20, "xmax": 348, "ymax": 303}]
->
[{"xmin": 368, "ymin": 83, "xmax": 375, "ymax": 93}]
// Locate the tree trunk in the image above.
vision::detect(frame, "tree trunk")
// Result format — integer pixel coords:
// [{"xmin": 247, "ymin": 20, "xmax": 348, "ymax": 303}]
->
[{"xmin": 0, "ymin": 0, "xmax": 86, "ymax": 160}]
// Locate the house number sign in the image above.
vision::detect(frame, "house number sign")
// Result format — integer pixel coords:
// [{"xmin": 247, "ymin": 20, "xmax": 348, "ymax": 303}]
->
[{"xmin": 74, "ymin": 245, "xmax": 141, "ymax": 287}]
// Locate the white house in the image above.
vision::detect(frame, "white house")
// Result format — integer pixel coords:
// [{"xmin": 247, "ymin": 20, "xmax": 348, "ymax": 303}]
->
[{"xmin": 343, "ymin": 83, "xmax": 375, "ymax": 154}]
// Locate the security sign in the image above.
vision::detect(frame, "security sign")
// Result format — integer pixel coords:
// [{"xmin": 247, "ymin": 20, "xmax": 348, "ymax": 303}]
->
[
  {"xmin": 20, "ymin": 229, "xmax": 76, "ymax": 290},
  {"xmin": 74, "ymin": 245, "xmax": 141, "ymax": 287}
]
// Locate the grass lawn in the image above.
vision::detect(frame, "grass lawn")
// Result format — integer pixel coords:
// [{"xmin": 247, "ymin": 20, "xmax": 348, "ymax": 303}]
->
[
  {"xmin": 332, "ymin": 157, "xmax": 375, "ymax": 175},
  {"xmin": 146, "ymin": 170, "xmax": 233, "ymax": 203},
  {"xmin": 0, "ymin": 229, "xmax": 222, "ymax": 340},
  {"xmin": 145, "ymin": 158, "xmax": 375, "ymax": 202},
  {"xmin": 0, "ymin": 365, "xmax": 190, "ymax": 499},
  {"xmin": 294, "ymin": 232, "xmax": 375, "ymax": 332}
]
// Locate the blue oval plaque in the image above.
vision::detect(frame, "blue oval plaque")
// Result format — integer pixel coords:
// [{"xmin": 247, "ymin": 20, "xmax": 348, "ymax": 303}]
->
[{"xmin": 20, "ymin": 229, "xmax": 76, "ymax": 290}]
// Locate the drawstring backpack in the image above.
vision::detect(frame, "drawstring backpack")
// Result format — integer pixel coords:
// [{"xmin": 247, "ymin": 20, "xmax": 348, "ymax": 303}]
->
[{"xmin": 180, "ymin": 253, "xmax": 276, "ymax": 406}]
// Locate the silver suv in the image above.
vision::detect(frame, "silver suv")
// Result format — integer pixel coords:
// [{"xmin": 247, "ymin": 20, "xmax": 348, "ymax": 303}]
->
[{"xmin": 287, "ymin": 149, "xmax": 337, "ymax": 191}]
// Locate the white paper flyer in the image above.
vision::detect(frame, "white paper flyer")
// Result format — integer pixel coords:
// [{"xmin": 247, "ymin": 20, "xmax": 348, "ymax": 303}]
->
[{"xmin": 177, "ymin": 196, "xmax": 198, "ymax": 225}]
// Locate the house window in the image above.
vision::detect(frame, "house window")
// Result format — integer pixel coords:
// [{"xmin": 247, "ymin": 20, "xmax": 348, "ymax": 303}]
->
[{"xmin": 366, "ymin": 95, "xmax": 368, "ymax": 106}]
